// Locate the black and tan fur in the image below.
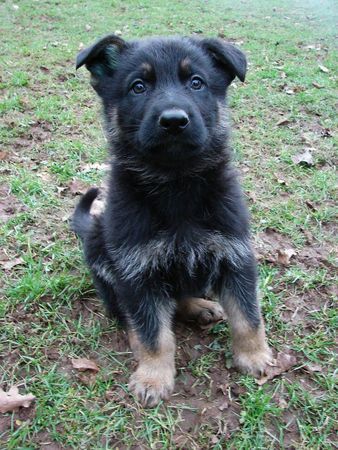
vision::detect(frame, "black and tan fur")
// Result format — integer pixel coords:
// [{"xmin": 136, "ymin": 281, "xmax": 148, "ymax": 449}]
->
[{"xmin": 72, "ymin": 34, "xmax": 272, "ymax": 407}]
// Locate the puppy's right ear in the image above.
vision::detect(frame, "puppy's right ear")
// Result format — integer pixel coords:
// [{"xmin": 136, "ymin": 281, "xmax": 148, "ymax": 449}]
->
[{"xmin": 76, "ymin": 34, "xmax": 128, "ymax": 83}]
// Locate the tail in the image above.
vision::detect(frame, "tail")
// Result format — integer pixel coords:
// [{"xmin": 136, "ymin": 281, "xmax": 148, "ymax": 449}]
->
[{"xmin": 71, "ymin": 187, "xmax": 100, "ymax": 240}]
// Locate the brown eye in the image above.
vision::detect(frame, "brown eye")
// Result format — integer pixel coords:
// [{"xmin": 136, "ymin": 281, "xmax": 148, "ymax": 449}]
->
[
  {"xmin": 190, "ymin": 76, "xmax": 204, "ymax": 90},
  {"xmin": 131, "ymin": 80, "xmax": 146, "ymax": 94}
]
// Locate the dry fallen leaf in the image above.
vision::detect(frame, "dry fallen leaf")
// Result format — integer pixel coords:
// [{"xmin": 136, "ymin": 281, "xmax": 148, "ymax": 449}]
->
[
  {"xmin": 0, "ymin": 257, "xmax": 24, "ymax": 270},
  {"xmin": 36, "ymin": 172, "xmax": 53, "ymax": 182},
  {"xmin": 0, "ymin": 151, "xmax": 9, "ymax": 161},
  {"xmin": 302, "ymin": 363, "xmax": 323, "ymax": 373},
  {"xmin": 292, "ymin": 148, "xmax": 314, "ymax": 166},
  {"xmin": 77, "ymin": 372, "xmax": 98, "ymax": 386},
  {"xmin": 211, "ymin": 435, "xmax": 219, "ymax": 445},
  {"xmin": 277, "ymin": 397, "xmax": 288, "ymax": 409},
  {"xmin": 218, "ymin": 400, "xmax": 229, "ymax": 411},
  {"xmin": 318, "ymin": 64, "xmax": 329, "ymax": 73},
  {"xmin": 312, "ymin": 81, "xmax": 323, "ymax": 89},
  {"xmin": 0, "ymin": 386, "xmax": 35, "ymax": 413},
  {"xmin": 277, "ymin": 248, "xmax": 296, "ymax": 265},
  {"xmin": 305, "ymin": 200, "xmax": 317, "ymax": 211},
  {"xmin": 256, "ymin": 352, "xmax": 297, "ymax": 385},
  {"xmin": 68, "ymin": 180, "xmax": 89, "ymax": 195},
  {"xmin": 300, "ymin": 132, "xmax": 315, "ymax": 145},
  {"xmin": 71, "ymin": 358, "xmax": 99, "ymax": 372},
  {"xmin": 276, "ymin": 118, "xmax": 291, "ymax": 126},
  {"xmin": 0, "ymin": 201, "xmax": 20, "ymax": 222}
]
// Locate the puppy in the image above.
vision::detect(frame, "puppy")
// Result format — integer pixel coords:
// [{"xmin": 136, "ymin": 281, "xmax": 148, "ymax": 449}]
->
[{"xmin": 72, "ymin": 35, "xmax": 272, "ymax": 407}]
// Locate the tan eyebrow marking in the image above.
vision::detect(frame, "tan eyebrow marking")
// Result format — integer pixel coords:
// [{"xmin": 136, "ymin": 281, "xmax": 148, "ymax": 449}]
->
[
  {"xmin": 180, "ymin": 57, "xmax": 192, "ymax": 76},
  {"xmin": 140, "ymin": 62, "xmax": 154, "ymax": 78}
]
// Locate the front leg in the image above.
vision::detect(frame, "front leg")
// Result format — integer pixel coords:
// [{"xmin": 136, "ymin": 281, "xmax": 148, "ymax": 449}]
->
[
  {"xmin": 217, "ymin": 257, "xmax": 273, "ymax": 376},
  {"xmin": 121, "ymin": 288, "xmax": 176, "ymax": 407}
]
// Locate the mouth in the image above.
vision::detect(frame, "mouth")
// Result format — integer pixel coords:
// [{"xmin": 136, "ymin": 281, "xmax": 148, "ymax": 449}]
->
[{"xmin": 138, "ymin": 130, "xmax": 207, "ymax": 157}]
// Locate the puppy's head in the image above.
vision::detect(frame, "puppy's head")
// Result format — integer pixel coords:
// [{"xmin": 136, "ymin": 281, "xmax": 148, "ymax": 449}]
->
[{"xmin": 76, "ymin": 35, "xmax": 246, "ymax": 168}]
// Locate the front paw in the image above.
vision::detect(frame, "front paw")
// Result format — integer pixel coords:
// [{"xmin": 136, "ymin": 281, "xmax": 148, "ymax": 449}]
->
[
  {"xmin": 234, "ymin": 345, "xmax": 273, "ymax": 378},
  {"xmin": 129, "ymin": 365, "xmax": 175, "ymax": 407}
]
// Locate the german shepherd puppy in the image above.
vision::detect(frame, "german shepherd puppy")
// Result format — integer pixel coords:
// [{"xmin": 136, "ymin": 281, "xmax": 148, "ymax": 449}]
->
[{"xmin": 72, "ymin": 35, "xmax": 272, "ymax": 407}]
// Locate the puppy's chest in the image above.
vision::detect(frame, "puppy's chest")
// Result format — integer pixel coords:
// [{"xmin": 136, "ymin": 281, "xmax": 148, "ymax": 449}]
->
[{"xmin": 110, "ymin": 229, "xmax": 250, "ymax": 281}]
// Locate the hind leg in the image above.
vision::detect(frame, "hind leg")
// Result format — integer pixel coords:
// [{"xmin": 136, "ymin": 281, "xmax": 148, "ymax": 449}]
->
[
  {"xmin": 176, "ymin": 297, "xmax": 225, "ymax": 325},
  {"xmin": 217, "ymin": 258, "xmax": 272, "ymax": 376},
  {"xmin": 92, "ymin": 274, "xmax": 125, "ymax": 322}
]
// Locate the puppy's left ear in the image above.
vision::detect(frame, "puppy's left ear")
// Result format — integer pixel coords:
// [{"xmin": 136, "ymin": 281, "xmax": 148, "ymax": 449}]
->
[{"xmin": 200, "ymin": 38, "xmax": 247, "ymax": 82}]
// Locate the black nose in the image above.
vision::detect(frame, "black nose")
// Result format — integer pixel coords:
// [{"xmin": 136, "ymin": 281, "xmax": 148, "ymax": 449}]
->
[{"xmin": 159, "ymin": 109, "xmax": 190, "ymax": 133}]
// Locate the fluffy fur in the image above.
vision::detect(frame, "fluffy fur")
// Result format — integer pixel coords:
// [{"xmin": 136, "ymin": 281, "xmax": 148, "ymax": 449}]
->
[{"xmin": 72, "ymin": 35, "xmax": 272, "ymax": 406}]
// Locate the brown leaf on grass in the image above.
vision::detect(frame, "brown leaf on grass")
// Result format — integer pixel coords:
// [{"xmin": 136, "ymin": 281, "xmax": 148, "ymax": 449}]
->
[
  {"xmin": 0, "ymin": 257, "xmax": 24, "ymax": 270},
  {"xmin": 292, "ymin": 85, "xmax": 305, "ymax": 93},
  {"xmin": 300, "ymin": 132, "xmax": 315, "ymax": 145},
  {"xmin": 277, "ymin": 248, "xmax": 296, "ymax": 266},
  {"xmin": 305, "ymin": 200, "xmax": 317, "ymax": 211},
  {"xmin": 36, "ymin": 171, "xmax": 53, "ymax": 182},
  {"xmin": 0, "ymin": 386, "xmax": 35, "ymax": 413},
  {"xmin": 276, "ymin": 118, "xmax": 291, "ymax": 126},
  {"xmin": 255, "ymin": 228, "xmax": 292, "ymax": 263},
  {"xmin": 218, "ymin": 400, "xmax": 229, "ymax": 411},
  {"xmin": 67, "ymin": 180, "xmax": 88, "ymax": 195},
  {"xmin": 312, "ymin": 81, "xmax": 323, "ymax": 89},
  {"xmin": 0, "ymin": 151, "xmax": 9, "ymax": 161},
  {"xmin": 302, "ymin": 363, "xmax": 323, "ymax": 373},
  {"xmin": 71, "ymin": 358, "xmax": 99, "ymax": 372},
  {"xmin": 318, "ymin": 64, "xmax": 329, "ymax": 73},
  {"xmin": 256, "ymin": 352, "xmax": 297, "ymax": 385},
  {"xmin": 211, "ymin": 435, "xmax": 219, "ymax": 445},
  {"xmin": 77, "ymin": 372, "xmax": 97, "ymax": 386},
  {"xmin": 283, "ymin": 85, "xmax": 305, "ymax": 95},
  {"xmin": 0, "ymin": 188, "xmax": 26, "ymax": 223},
  {"xmin": 292, "ymin": 148, "xmax": 314, "ymax": 166},
  {"xmin": 277, "ymin": 397, "xmax": 288, "ymax": 409}
]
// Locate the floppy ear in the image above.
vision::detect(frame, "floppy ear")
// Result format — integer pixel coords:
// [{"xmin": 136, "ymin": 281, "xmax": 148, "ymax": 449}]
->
[
  {"xmin": 200, "ymin": 38, "xmax": 247, "ymax": 82},
  {"xmin": 76, "ymin": 34, "xmax": 128, "ymax": 80}
]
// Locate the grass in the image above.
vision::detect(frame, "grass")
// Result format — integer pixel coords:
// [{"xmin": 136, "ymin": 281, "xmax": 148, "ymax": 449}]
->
[{"xmin": 1, "ymin": 0, "xmax": 337, "ymax": 448}]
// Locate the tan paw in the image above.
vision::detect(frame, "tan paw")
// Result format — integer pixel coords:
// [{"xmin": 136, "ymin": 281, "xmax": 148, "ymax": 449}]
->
[
  {"xmin": 195, "ymin": 300, "xmax": 226, "ymax": 325},
  {"xmin": 178, "ymin": 298, "xmax": 226, "ymax": 325},
  {"xmin": 128, "ymin": 366, "xmax": 175, "ymax": 408},
  {"xmin": 234, "ymin": 345, "xmax": 274, "ymax": 378}
]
